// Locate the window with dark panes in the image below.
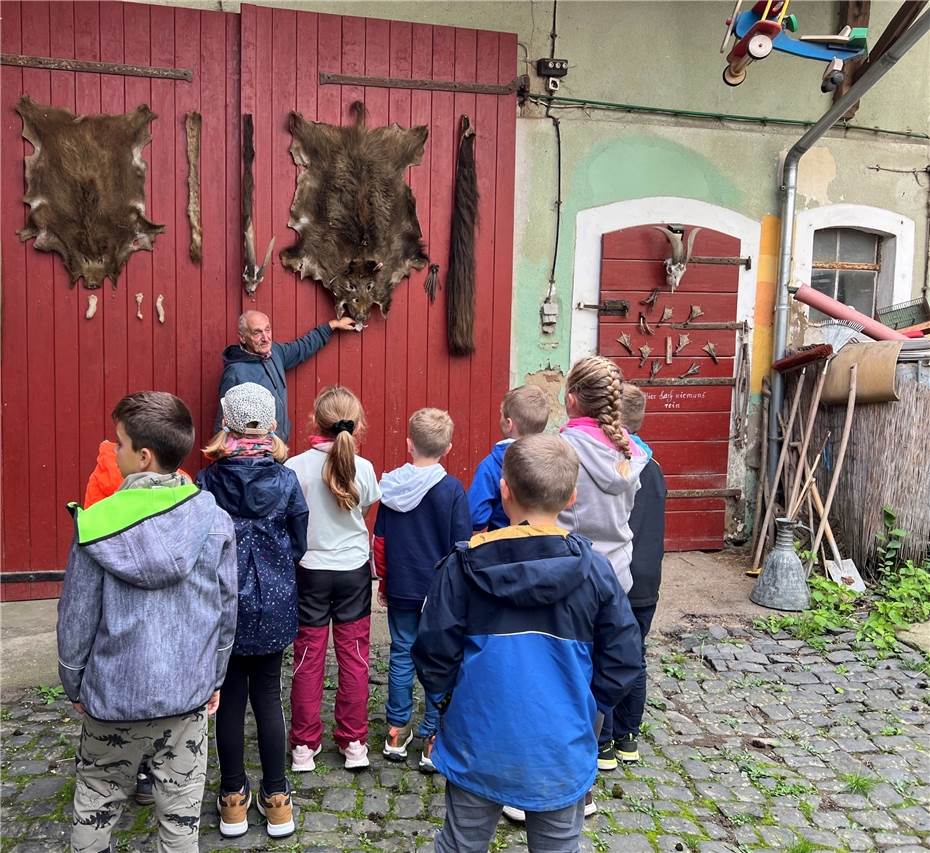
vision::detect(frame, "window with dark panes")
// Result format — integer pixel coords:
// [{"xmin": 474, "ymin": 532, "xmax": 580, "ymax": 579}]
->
[{"xmin": 810, "ymin": 228, "xmax": 881, "ymax": 321}]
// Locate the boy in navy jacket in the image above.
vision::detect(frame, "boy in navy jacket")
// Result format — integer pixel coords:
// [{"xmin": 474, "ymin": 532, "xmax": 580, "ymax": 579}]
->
[
  {"xmin": 373, "ymin": 409, "xmax": 471, "ymax": 771},
  {"xmin": 413, "ymin": 434, "xmax": 642, "ymax": 852},
  {"xmin": 467, "ymin": 384, "xmax": 549, "ymax": 532}
]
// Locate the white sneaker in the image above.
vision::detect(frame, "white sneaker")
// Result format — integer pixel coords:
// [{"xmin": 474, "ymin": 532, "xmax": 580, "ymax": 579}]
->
[
  {"xmin": 502, "ymin": 805, "xmax": 526, "ymax": 822},
  {"xmin": 339, "ymin": 740, "xmax": 370, "ymax": 770},
  {"xmin": 291, "ymin": 743, "xmax": 322, "ymax": 772}
]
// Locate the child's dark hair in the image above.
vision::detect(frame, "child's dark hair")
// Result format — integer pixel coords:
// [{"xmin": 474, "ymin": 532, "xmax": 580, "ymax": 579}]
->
[
  {"xmin": 502, "ymin": 434, "xmax": 579, "ymax": 514},
  {"xmin": 112, "ymin": 391, "xmax": 195, "ymax": 471}
]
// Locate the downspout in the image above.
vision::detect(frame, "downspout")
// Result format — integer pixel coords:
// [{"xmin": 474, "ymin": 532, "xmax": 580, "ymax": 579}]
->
[{"xmin": 768, "ymin": 7, "xmax": 930, "ymax": 482}]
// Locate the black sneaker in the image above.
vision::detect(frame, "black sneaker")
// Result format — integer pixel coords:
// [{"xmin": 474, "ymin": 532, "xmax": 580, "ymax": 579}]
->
[
  {"xmin": 134, "ymin": 770, "xmax": 154, "ymax": 805},
  {"xmin": 597, "ymin": 740, "xmax": 617, "ymax": 771},
  {"xmin": 615, "ymin": 732, "xmax": 639, "ymax": 762}
]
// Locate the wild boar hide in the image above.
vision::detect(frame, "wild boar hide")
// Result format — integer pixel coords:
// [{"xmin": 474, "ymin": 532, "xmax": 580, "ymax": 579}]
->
[
  {"xmin": 280, "ymin": 101, "xmax": 428, "ymax": 325},
  {"xmin": 15, "ymin": 95, "xmax": 164, "ymax": 289}
]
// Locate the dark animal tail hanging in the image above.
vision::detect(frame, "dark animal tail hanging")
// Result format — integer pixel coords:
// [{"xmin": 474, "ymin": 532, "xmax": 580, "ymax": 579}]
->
[
  {"xmin": 425, "ymin": 263, "xmax": 440, "ymax": 303},
  {"xmin": 446, "ymin": 115, "xmax": 478, "ymax": 357}
]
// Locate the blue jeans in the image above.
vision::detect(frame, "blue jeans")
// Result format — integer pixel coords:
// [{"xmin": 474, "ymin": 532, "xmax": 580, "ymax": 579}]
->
[
  {"xmin": 385, "ymin": 608, "xmax": 440, "ymax": 735},
  {"xmin": 599, "ymin": 603, "xmax": 656, "ymax": 748}
]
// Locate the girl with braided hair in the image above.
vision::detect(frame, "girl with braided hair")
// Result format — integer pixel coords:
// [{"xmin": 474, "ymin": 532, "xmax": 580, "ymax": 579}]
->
[{"xmin": 557, "ymin": 356, "xmax": 649, "ymax": 774}]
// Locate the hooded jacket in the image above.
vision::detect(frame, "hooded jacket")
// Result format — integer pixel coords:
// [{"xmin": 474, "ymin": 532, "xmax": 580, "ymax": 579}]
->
[
  {"xmin": 197, "ymin": 456, "xmax": 309, "ymax": 655},
  {"xmin": 57, "ymin": 486, "xmax": 238, "ymax": 721},
  {"xmin": 214, "ymin": 323, "xmax": 333, "ymax": 443},
  {"xmin": 628, "ymin": 450, "xmax": 667, "ymax": 609},
  {"xmin": 412, "ymin": 527, "xmax": 642, "ymax": 811},
  {"xmin": 373, "ymin": 464, "xmax": 471, "ymax": 610},
  {"xmin": 558, "ymin": 427, "xmax": 648, "ymax": 593},
  {"xmin": 466, "ymin": 439, "xmax": 514, "ymax": 531}
]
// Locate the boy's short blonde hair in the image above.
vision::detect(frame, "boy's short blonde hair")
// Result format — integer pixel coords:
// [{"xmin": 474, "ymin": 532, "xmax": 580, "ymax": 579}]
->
[
  {"xmin": 502, "ymin": 434, "xmax": 579, "ymax": 514},
  {"xmin": 408, "ymin": 408, "xmax": 454, "ymax": 458},
  {"xmin": 620, "ymin": 383, "xmax": 647, "ymax": 434},
  {"xmin": 502, "ymin": 385, "xmax": 549, "ymax": 436}
]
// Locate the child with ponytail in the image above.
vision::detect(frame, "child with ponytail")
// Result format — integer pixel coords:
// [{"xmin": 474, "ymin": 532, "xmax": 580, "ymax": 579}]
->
[
  {"xmin": 285, "ymin": 386, "xmax": 381, "ymax": 771},
  {"xmin": 558, "ymin": 356, "xmax": 648, "ymax": 773}
]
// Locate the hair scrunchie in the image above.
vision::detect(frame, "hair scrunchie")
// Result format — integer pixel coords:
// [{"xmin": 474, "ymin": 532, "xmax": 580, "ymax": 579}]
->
[{"xmin": 333, "ymin": 419, "xmax": 355, "ymax": 435}]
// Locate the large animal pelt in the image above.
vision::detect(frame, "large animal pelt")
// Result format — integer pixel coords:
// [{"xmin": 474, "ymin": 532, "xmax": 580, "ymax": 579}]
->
[
  {"xmin": 446, "ymin": 115, "xmax": 478, "ymax": 356},
  {"xmin": 280, "ymin": 101, "xmax": 429, "ymax": 325},
  {"xmin": 15, "ymin": 95, "xmax": 164, "ymax": 289}
]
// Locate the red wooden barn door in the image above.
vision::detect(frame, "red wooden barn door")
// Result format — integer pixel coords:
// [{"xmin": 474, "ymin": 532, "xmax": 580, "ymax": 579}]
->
[
  {"xmin": 0, "ymin": 1, "xmax": 241, "ymax": 601},
  {"xmin": 0, "ymin": 2, "xmax": 517, "ymax": 599},
  {"xmin": 598, "ymin": 225, "xmax": 740, "ymax": 551},
  {"xmin": 238, "ymin": 4, "xmax": 516, "ymax": 487}
]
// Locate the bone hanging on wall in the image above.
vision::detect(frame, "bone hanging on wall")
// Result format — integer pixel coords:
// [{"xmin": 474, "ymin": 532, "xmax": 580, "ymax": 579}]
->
[
  {"xmin": 280, "ymin": 101, "xmax": 429, "ymax": 326},
  {"xmin": 15, "ymin": 95, "xmax": 164, "ymax": 289},
  {"xmin": 446, "ymin": 114, "xmax": 478, "ymax": 357}
]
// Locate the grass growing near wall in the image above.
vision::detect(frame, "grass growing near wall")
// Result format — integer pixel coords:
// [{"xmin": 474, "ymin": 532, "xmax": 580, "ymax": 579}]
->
[{"xmin": 755, "ymin": 508, "xmax": 930, "ymax": 658}]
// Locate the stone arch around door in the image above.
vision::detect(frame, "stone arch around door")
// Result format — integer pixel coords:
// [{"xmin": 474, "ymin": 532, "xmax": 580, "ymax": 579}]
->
[{"xmin": 570, "ymin": 198, "xmax": 761, "ymax": 550}]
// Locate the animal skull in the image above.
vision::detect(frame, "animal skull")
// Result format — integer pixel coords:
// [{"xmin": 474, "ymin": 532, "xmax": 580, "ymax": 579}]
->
[{"xmin": 652, "ymin": 225, "xmax": 702, "ymax": 292}]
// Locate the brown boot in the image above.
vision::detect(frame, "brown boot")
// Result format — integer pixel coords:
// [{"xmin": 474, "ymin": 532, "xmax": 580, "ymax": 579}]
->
[
  {"xmin": 217, "ymin": 785, "xmax": 252, "ymax": 838},
  {"xmin": 257, "ymin": 785, "xmax": 295, "ymax": 838}
]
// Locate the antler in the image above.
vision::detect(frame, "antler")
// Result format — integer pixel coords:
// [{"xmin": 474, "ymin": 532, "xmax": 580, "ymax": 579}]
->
[
  {"xmin": 651, "ymin": 225, "xmax": 685, "ymax": 265},
  {"xmin": 685, "ymin": 227, "xmax": 702, "ymax": 263}
]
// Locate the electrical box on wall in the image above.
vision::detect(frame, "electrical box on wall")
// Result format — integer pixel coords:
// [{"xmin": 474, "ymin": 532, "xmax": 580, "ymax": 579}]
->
[{"xmin": 536, "ymin": 58, "xmax": 569, "ymax": 78}]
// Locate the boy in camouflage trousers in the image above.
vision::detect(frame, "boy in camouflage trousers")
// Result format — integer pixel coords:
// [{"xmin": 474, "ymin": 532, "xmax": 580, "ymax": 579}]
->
[{"xmin": 58, "ymin": 392, "xmax": 238, "ymax": 852}]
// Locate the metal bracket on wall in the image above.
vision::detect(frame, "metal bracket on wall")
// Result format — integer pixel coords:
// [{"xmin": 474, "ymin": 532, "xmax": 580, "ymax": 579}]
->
[
  {"xmin": 667, "ymin": 488, "xmax": 742, "ymax": 499},
  {"xmin": 668, "ymin": 321, "xmax": 749, "ymax": 331},
  {"xmin": 628, "ymin": 377, "xmax": 737, "ymax": 386},
  {"xmin": 319, "ymin": 72, "xmax": 520, "ymax": 96},
  {"xmin": 575, "ymin": 299, "xmax": 630, "ymax": 316},
  {"xmin": 1, "ymin": 53, "xmax": 192, "ymax": 81},
  {"xmin": 688, "ymin": 255, "xmax": 752, "ymax": 270}
]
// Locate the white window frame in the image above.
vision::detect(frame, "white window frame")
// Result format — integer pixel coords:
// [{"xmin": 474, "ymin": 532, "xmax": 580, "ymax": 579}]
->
[{"xmin": 793, "ymin": 204, "xmax": 915, "ymax": 317}]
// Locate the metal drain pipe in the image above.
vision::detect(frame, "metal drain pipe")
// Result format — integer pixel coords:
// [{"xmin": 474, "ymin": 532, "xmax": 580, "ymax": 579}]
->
[{"xmin": 768, "ymin": 7, "xmax": 930, "ymax": 483}]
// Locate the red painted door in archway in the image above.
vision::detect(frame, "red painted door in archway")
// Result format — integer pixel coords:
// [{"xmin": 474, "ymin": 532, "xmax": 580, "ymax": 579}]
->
[{"xmin": 598, "ymin": 224, "xmax": 741, "ymax": 551}]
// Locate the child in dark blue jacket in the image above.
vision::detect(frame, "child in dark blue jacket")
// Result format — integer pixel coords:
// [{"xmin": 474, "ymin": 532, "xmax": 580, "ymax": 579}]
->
[
  {"xmin": 467, "ymin": 384, "xmax": 549, "ymax": 532},
  {"xmin": 198, "ymin": 382, "xmax": 308, "ymax": 841},
  {"xmin": 373, "ymin": 408, "xmax": 471, "ymax": 771},
  {"xmin": 413, "ymin": 434, "xmax": 643, "ymax": 852}
]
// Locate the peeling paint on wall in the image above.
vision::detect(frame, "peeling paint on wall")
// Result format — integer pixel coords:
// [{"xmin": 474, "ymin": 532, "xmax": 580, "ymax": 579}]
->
[
  {"xmin": 523, "ymin": 368, "xmax": 566, "ymax": 429},
  {"xmin": 796, "ymin": 146, "xmax": 838, "ymax": 206}
]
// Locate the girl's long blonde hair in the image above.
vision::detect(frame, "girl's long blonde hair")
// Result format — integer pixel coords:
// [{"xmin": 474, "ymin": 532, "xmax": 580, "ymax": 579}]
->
[
  {"xmin": 313, "ymin": 386, "xmax": 366, "ymax": 511},
  {"xmin": 565, "ymin": 356, "xmax": 631, "ymax": 458},
  {"xmin": 202, "ymin": 429, "xmax": 288, "ymax": 462}
]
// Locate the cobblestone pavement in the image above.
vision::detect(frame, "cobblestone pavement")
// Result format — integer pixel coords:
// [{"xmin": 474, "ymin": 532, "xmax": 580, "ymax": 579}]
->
[{"xmin": 2, "ymin": 625, "xmax": 928, "ymax": 853}]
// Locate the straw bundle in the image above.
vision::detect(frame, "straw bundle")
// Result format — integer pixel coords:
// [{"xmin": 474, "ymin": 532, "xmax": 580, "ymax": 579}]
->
[{"xmin": 789, "ymin": 364, "xmax": 930, "ymax": 576}]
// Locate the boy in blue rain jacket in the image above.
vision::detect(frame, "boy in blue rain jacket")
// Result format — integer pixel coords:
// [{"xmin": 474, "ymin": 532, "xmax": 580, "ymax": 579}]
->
[{"xmin": 413, "ymin": 434, "xmax": 643, "ymax": 853}]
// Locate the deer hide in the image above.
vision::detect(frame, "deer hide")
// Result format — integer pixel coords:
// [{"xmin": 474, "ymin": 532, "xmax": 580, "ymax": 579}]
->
[
  {"xmin": 280, "ymin": 101, "xmax": 429, "ymax": 325},
  {"xmin": 15, "ymin": 95, "xmax": 164, "ymax": 289}
]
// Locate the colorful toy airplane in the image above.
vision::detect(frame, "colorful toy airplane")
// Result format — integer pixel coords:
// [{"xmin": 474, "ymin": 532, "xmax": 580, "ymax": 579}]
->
[{"xmin": 721, "ymin": 1, "xmax": 867, "ymax": 91}]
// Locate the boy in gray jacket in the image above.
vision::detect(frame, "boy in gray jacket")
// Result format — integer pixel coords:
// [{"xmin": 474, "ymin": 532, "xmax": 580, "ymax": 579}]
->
[{"xmin": 58, "ymin": 392, "xmax": 238, "ymax": 853}]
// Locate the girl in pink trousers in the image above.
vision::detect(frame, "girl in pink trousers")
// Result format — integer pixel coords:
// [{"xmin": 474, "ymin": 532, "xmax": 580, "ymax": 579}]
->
[{"xmin": 286, "ymin": 386, "xmax": 381, "ymax": 771}]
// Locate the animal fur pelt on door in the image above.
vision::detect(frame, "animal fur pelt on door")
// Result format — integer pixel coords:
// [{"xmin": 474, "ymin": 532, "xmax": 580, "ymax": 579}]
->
[
  {"xmin": 185, "ymin": 111, "xmax": 202, "ymax": 264},
  {"xmin": 15, "ymin": 95, "xmax": 164, "ymax": 289},
  {"xmin": 280, "ymin": 101, "xmax": 429, "ymax": 326},
  {"xmin": 241, "ymin": 113, "xmax": 275, "ymax": 296},
  {"xmin": 446, "ymin": 115, "xmax": 478, "ymax": 356}
]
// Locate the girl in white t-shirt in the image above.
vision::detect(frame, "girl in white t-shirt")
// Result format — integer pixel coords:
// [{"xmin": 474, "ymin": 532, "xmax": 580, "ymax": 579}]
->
[{"xmin": 285, "ymin": 386, "xmax": 381, "ymax": 771}]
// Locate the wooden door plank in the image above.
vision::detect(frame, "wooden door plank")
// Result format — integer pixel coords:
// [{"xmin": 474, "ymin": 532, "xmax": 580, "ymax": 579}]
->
[
  {"xmin": 1, "ymin": 0, "xmax": 28, "ymax": 572},
  {"xmin": 425, "ymin": 26, "xmax": 454, "ymax": 419},
  {"xmin": 603, "ymin": 227, "xmax": 740, "ymax": 261},
  {"xmin": 292, "ymin": 10, "xmax": 321, "ymax": 454},
  {"xmin": 21, "ymin": 1, "xmax": 58, "ymax": 570},
  {"xmin": 199, "ymin": 9, "xmax": 229, "ymax": 442},
  {"xmin": 384, "ymin": 19, "xmax": 413, "ymax": 474},
  {"xmin": 600, "ymin": 258, "xmax": 739, "ymax": 293},
  {"xmin": 405, "ymin": 22, "xmax": 432, "ymax": 419}
]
